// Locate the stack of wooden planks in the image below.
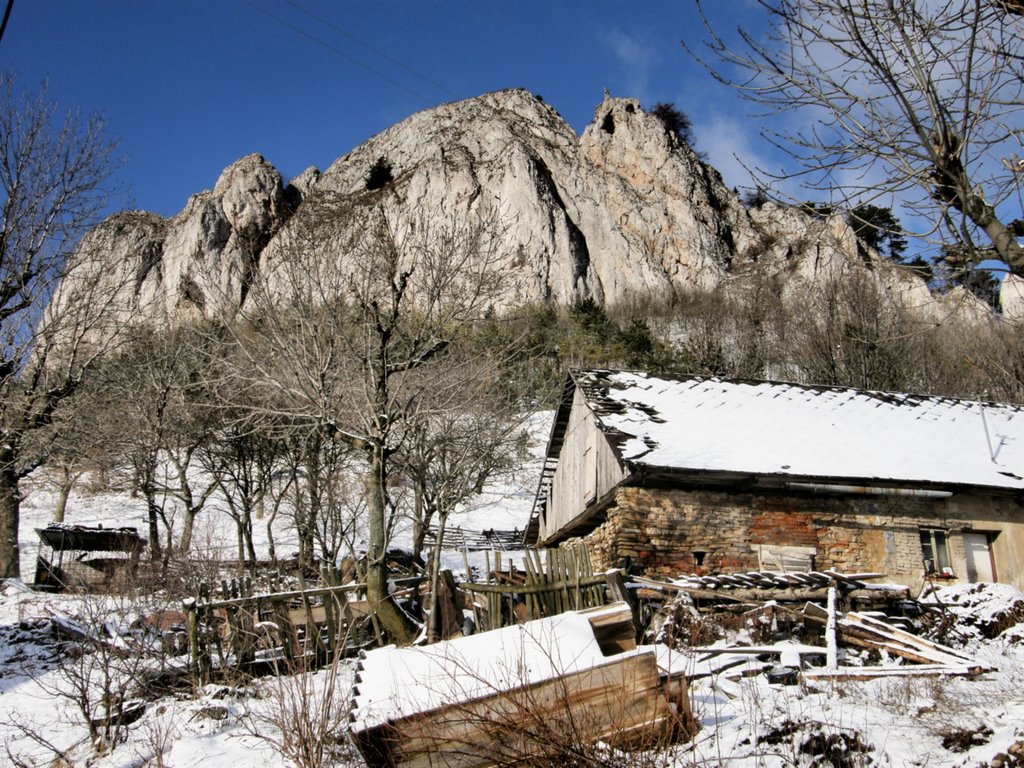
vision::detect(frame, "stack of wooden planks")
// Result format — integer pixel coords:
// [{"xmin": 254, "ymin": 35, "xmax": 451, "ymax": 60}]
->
[
  {"xmin": 634, "ymin": 570, "xmax": 912, "ymax": 611},
  {"xmin": 802, "ymin": 610, "xmax": 989, "ymax": 680}
]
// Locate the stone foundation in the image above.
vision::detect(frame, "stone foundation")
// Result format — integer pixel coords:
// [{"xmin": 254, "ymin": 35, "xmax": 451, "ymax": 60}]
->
[{"xmin": 580, "ymin": 485, "xmax": 1024, "ymax": 591}]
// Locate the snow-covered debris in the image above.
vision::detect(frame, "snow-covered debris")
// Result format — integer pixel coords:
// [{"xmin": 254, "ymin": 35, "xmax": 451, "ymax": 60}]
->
[
  {"xmin": 350, "ymin": 602, "xmax": 639, "ymax": 730},
  {"xmin": 922, "ymin": 582, "xmax": 1024, "ymax": 641}
]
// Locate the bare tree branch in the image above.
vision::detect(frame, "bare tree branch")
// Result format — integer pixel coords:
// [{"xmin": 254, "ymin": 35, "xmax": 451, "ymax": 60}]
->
[{"xmin": 689, "ymin": 0, "xmax": 1024, "ymax": 269}]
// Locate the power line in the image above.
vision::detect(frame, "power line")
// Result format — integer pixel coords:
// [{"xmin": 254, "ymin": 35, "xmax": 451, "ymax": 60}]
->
[
  {"xmin": 285, "ymin": 0, "xmax": 458, "ymax": 100},
  {"xmin": 240, "ymin": 0, "xmax": 436, "ymax": 104}
]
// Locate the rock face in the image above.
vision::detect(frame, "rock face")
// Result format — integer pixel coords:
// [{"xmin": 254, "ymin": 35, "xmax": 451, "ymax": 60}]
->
[{"xmin": 58, "ymin": 89, "xmax": 937, "ymax": 325}]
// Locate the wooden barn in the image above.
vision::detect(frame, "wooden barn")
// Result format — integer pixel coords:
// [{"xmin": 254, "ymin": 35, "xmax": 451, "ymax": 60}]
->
[{"xmin": 525, "ymin": 370, "xmax": 1024, "ymax": 591}]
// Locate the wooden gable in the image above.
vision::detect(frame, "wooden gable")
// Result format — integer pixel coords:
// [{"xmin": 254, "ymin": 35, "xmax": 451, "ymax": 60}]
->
[{"xmin": 538, "ymin": 385, "xmax": 628, "ymax": 543}]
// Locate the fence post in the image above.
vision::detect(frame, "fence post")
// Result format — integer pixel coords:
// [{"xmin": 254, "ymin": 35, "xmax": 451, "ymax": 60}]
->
[{"xmin": 604, "ymin": 570, "xmax": 641, "ymax": 641}]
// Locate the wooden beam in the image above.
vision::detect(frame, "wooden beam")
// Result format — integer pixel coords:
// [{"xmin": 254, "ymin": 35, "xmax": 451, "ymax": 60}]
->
[{"xmin": 461, "ymin": 573, "xmax": 609, "ymax": 595}]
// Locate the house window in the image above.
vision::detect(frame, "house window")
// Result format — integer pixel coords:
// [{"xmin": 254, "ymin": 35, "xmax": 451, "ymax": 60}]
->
[{"xmin": 919, "ymin": 528, "xmax": 952, "ymax": 575}]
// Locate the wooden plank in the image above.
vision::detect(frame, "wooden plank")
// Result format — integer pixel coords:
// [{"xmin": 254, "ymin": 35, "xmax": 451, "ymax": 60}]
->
[
  {"xmin": 826, "ymin": 586, "xmax": 838, "ymax": 669},
  {"xmin": 353, "ymin": 651, "xmax": 676, "ymax": 768},
  {"xmin": 843, "ymin": 613, "xmax": 977, "ymax": 663},
  {"xmin": 803, "ymin": 664, "xmax": 983, "ymax": 681},
  {"xmin": 196, "ymin": 582, "xmax": 371, "ymax": 611},
  {"xmin": 834, "ymin": 618, "xmax": 983, "ymax": 669},
  {"xmin": 669, "ymin": 585, "xmax": 908, "ymax": 604},
  {"xmin": 604, "ymin": 571, "xmax": 640, "ymax": 641},
  {"xmin": 696, "ymin": 644, "xmax": 826, "ymax": 660},
  {"xmin": 461, "ymin": 574, "xmax": 610, "ymax": 595},
  {"xmin": 582, "ymin": 602, "xmax": 636, "ymax": 654},
  {"xmin": 286, "ymin": 604, "xmax": 328, "ymax": 627}
]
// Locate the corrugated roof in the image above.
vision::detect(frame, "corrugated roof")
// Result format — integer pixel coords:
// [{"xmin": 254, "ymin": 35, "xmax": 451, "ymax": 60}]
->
[{"xmin": 575, "ymin": 370, "xmax": 1024, "ymax": 491}]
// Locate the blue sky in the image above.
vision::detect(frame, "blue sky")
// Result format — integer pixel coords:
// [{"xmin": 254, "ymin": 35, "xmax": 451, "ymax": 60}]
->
[{"xmin": 0, "ymin": 0, "xmax": 768, "ymax": 218}]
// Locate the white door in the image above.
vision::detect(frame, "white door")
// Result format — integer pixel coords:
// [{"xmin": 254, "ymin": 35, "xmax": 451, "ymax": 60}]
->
[{"xmin": 964, "ymin": 532, "xmax": 996, "ymax": 583}]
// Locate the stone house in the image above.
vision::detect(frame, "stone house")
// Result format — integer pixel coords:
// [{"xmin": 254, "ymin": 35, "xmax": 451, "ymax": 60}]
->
[{"xmin": 525, "ymin": 370, "xmax": 1024, "ymax": 591}]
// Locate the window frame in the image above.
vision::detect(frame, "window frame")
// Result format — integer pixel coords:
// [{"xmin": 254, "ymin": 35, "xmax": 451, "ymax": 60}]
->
[{"xmin": 919, "ymin": 527, "xmax": 952, "ymax": 575}]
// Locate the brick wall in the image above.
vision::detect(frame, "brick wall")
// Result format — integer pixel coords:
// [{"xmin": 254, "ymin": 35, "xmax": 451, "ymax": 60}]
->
[{"xmin": 579, "ymin": 485, "xmax": 1024, "ymax": 590}]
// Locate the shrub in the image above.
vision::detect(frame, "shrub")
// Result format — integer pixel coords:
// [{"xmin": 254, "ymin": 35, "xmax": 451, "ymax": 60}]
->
[
  {"xmin": 365, "ymin": 156, "xmax": 394, "ymax": 191},
  {"xmin": 648, "ymin": 102, "xmax": 695, "ymax": 146}
]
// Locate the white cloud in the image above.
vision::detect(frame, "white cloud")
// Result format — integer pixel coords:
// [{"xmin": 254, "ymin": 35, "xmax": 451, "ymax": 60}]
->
[
  {"xmin": 601, "ymin": 28, "xmax": 659, "ymax": 104},
  {"xmin": 694, "ymin": 110, "xmax": 799, "ymax": 197}
]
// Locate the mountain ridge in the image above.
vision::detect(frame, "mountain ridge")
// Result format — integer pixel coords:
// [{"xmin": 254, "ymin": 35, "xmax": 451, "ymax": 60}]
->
[{"xmin": 57, "ymin": 88, "xmax": 994, "ymax": 328}]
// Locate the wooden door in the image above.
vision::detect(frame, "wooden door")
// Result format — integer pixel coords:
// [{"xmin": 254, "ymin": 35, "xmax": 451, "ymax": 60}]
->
[{"xmin": 964, "ymin": 532, "xmax": 996, "ymax": 583}]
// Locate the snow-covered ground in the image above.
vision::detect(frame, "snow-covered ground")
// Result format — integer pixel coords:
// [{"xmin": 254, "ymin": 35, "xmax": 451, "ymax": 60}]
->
[
  {"xmin": 3, "ymin": 406, "xmax": 1024, "ymax": 767},
  {"xmin": 3, "ymin": 577, "xmax": 1023, "ymax": 767},
  {"xmin": 2, "ymin": 412, "xmax": 552, "ymax": 766},
  {"xmin": 681, "ymin": 607, "xmax": 1024, "ymax": 767}
]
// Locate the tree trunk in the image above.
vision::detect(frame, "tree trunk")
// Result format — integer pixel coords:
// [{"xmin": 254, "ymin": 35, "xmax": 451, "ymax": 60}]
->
[
  {"xmin": 0, "ymin": 465, "xmax": 21, "ymax": 580},
  {"xmin": 235, "ymin": 519, "xmax": 245, "ymax": 576},
  {"xmin": 176, "ymin": 461, "xmax": 198, "ymax": 554},
  {"xmin": 53, "ymin": 466, "xmax": 74, "ymax": 523},
  {"xmin": 936, "ymin": 154, "xmax": 1024, "ymax": 270},
  {"xmin": 144, "ymin": 489, "xmax": 163, "ymax": 561},
  {"xmin": 365, "ymin": 443, "xmax": 417, "ymax": 643},
  {"xmin": 963, "ymin": 189, "xmax": 1024, "ymax": 271},
  {"xmin": 428, "ymin": 508, "xmax": 449, "ymax": 643},
  {"xmin": 266, "ymin": 517, "xmax": 277, "ymax": 566},
  {"xmin": 243, "ymin": 508, "xmax": 256, "ymax": 566},
  {"xmin": 179, "ymin": 506, "xmax": 196, "ymax": 554},
  {"xmin": 411, "ymin": 479, "xmax": 435, "ymax": 560}
]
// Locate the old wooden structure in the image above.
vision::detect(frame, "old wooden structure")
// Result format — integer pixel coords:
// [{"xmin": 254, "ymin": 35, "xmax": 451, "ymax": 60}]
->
[
  {"xmin": 460, "ymin": 544, "xmax": 622, "ymax": 632},
  {"xmin": 349, "ymin": 602, "xmax": 694, "ymax": 768},
  {"xmin": 33, "ymin": 525, "xmax": 145, "ymax": 593},
  {"xmin": 527, "ymin": 370, "xmax": 1024, "ymax": 591},
  {"xmin": 183, "ymin": 573, "xmax": 424, "ymax": 682}
]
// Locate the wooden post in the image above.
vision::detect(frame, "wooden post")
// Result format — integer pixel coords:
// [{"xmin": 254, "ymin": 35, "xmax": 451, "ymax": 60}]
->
[
  {"xmin": 826, "ymin": 583, "xmax": 838, "ymax": 670},
  {"xmin": 184, "ymin": 598, "xmax": 202, "ymax": 688},
  {"xmin": 271, "ymin": 598, "xmax": 296, "ymax": 668},
  {"xmin": 604, "ymin": 570, "xmax": 640, "ymax": 641}
]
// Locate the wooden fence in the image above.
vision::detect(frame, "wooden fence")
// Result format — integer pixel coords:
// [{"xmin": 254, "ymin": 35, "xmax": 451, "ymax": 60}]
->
[
  {"xmin": 184, "ymin": 545, "xmax": 627, "ymax": 681},
  {"xmin": 424, "ymin": 525, "xmax": 524, "ymax": 551},
  {"xmin": 183, "ymin": 573, "xmax": 423, "ymax": 684},
  {"xmin": 462, "ymin": 544, "xmax": 633, "ymax": 632}
]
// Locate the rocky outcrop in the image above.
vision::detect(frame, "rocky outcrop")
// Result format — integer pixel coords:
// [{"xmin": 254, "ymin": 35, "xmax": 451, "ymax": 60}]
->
[
  {"xmin": 1001, "ymin": 274, "xmax": 1024, "ymax": 321},
  {"xmin": 60, "ymin": 153, "xmax": 290, "ymax": 326},
  {"xmin": 57, "ymin": 89, "xmax": 941, "ymax": 327}
]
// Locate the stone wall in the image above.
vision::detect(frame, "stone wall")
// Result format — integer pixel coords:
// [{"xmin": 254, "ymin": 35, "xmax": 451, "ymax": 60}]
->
[{"xmin": 580, "ymin": 485, "xmax": 1024, "ymax": 590}]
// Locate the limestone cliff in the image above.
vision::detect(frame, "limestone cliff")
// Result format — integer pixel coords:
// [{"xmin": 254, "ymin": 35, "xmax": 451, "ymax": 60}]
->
[{"xmin": 57, "ymin": 89, "xmax": 937, "ymax": 325}]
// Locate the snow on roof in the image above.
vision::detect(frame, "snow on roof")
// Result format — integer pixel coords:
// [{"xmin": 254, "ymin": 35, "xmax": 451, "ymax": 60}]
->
[
  {"xmin": 350, "ymin": 603, "xmax": 645, "ymax": 731},
  {"xmin": 574, "ymin": 370, "xmax": 1024, "ymax": 491}
]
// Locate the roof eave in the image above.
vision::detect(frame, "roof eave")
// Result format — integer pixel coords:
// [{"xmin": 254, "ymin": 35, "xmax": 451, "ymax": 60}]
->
[{"xmin": 623, "ymin": 462, "xmax": 1023, "ymax": 498}]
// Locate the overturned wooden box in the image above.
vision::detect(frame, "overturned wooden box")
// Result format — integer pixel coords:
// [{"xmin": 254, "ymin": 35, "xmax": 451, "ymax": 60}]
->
[{"xmin": 349, "ymin": 602, "xmax": 693, "ymax": 768}]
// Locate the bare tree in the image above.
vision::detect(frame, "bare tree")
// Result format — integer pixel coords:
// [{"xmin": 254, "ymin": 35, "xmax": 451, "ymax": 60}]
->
[
  {"xmin": 271, "ymin": 428, "xmax": 357, "ymax": 571},
  {"xmin": 91, "ymin": 325, "xmax": 221, "ymax": 561},
  {"xmin": 690, "ymin": 0, "xmax": 1024, "ymax": 269},
  {"xmin": 230, "ymin": 201, "xmax": 508, "ymax": 642},
  {"xmin": 29, "ymin": 382, "xmax": 108, "ymax": 524},
  {"xmin": 396, "ymin": 360, "xmax": 527, "ymax": 641},
  {"xmin": 788, "ymin": 267, "xmax": 919, "ymax": 390},
  {"xmin": 0, "ymin": 73, "xmax": 122, "ymax": 578},
  {"xmin": 198, "ymin": 411, "xmax": 279, "ymax": 575}
]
